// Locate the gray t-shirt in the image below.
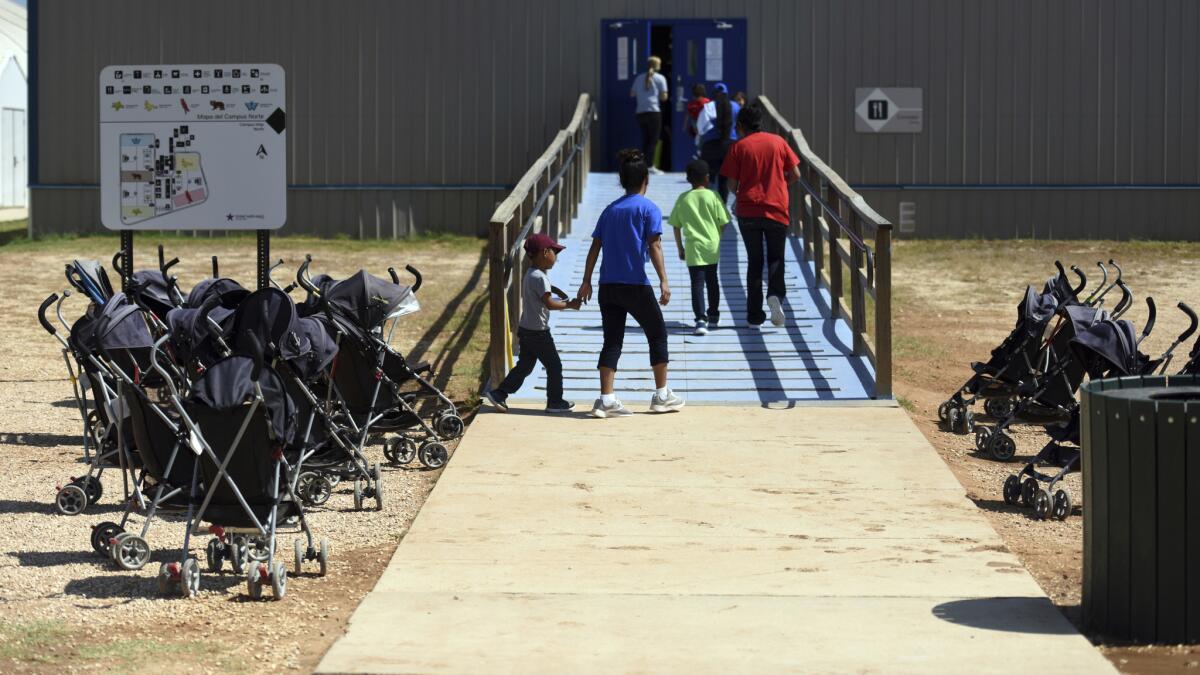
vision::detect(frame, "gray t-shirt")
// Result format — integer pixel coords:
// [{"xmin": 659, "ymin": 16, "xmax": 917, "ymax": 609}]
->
[
  {"xmin": 519, "ymin": 268, "xmax": 552, "ymax": 331},
  {"xmin": 631, "ymin": 72, "xmax": 668, "ymax": 114}
]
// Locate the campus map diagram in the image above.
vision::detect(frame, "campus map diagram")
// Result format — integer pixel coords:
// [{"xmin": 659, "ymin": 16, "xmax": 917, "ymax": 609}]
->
[
  {"xmin": 99, "ymin": 64, "xmax": 286, "ymax": 231},
  {"xmin": 119, "ymin": 129, "xmax": 207, "ymax": 225}
]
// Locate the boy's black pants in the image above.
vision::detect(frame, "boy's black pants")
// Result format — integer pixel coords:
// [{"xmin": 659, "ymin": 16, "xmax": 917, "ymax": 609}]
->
[
  {"xmin": 495, "ymin": 328, "xmax": 563, "ymax": 403},
  {"xmin": 738, "ymin": 217, "xmax": 788, "ymax": 325},
  {"xmin": 688, "ymin": 264, "xmax": 720, "ymax": 323}
]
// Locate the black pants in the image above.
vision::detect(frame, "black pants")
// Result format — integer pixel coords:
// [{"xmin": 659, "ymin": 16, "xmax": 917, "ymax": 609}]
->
[
  {"xmin": 598, "ymin": 284, "xmax": 669, "ymax": 370},
  {"xmin": 688, "ymin": 264, "xmax": 720, "ymax": 323},
  {"xmin": 738, "ymin": 217, "xmax": 789, "ymax": 325},
  {"xmin": 700, "ymin": 139, "xmax": 731, "ymax": 202},
  {"xmin": 636, "ymin": 112, "xmax": 662, "ymax": 167},
  {"xmin": 496, "ymin": 328, "xmax": 563, "ymax": 404}
]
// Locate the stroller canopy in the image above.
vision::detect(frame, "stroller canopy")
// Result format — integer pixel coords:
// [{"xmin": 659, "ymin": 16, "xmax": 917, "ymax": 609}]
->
[
  {"xmin": 231, "ymin": 288, "xmax": 338, "ymax": 380},
  {"xmin": 1019, "ymin": 286, "xmax": 1060, "ymax": 337},
  {"xmin": 166, "ymin": 305, "xmax": 235, "ymax": 366},
  {"xmin": 93, "ymin": 293, "xmax": 155, "ymax": 355},
  {"xmin": 186, "ymin": 277, "xmax": 249, "ymax": 309},
  {"xmin": 67, "ymin": 259, "xmax": 115, "ymax": 305},
  {"xmin": 324, "ymin": 270, "xmax": 419, "ymax": 330},
  {"xmin": 129, "ymin": 270, "xmax": 176, "ymax": 319},
  {"xmin": 188, "ymin": 354, "xmax": 294, "ymax": 446},
  {"xmin": 1071, "ymin": 318, "xmax": 1153, "ymax": 379}
]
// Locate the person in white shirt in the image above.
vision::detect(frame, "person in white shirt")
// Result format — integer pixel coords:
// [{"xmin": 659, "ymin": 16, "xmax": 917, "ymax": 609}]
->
[{"xmin": 630, "ymin": 55, "xmax": 668, "ymax": 174}]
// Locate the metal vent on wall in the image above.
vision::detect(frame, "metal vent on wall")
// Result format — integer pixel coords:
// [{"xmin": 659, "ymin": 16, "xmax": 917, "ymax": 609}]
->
[{"xmin": 898, "ymin": 201, "xmax": 916, "ymax": 234}]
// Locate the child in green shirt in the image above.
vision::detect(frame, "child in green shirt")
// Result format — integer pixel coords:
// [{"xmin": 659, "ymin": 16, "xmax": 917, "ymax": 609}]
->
[{"xmin": 668, "ymin": 159, "xmax": 731, "ymax": 335}]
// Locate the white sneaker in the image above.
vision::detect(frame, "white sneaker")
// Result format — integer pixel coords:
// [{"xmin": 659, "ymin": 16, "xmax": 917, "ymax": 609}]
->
[
  {"xmin": 767, "ymin": 296, "xmax": 786, "ymax": 327},
  {"xmin": 648, "ymin": 167, "xmax": 664, "ymax": 175},
  {"xmin": 649, "ymin": 389, "xmax": 685, "ymax": 413},
  {"xmin": 693, "ymin": 320, "xmax": 708, "ymax": 336},
  {"xmin": 590, "ymin": 398, "xmax": 633, "ymax": 419}
]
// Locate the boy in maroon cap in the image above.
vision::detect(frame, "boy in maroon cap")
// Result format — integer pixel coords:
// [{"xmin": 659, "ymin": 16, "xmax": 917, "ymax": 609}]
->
[{"xmin": 484, "ymin": 233, "xmax": 581, "ymax": 413}]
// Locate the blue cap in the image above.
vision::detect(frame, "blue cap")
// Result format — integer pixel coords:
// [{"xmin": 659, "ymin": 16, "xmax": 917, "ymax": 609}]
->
[{"xmin": 712, "ymin": 82, "xmax": 729, "ymax": 94}]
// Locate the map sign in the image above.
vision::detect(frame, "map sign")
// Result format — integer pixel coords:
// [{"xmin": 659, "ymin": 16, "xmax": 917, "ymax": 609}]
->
[{"xmin": 99, "ymin": 64, "xmax": 286, "ymax": 230}]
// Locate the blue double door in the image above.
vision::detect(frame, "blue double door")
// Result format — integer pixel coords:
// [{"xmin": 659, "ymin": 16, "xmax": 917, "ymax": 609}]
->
[{"xmin": 600, "ymin": 18, "xmax": 747, "ymax": 172}]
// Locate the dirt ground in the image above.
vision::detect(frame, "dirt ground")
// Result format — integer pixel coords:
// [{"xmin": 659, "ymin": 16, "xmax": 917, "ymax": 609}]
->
[
  {"xmin": 892, "ymin": 239, "xmax": 1200, "ymax": 673},
  {"xmin": 0, "ymin": 230, "xmax": 488, "ymax": 672}
]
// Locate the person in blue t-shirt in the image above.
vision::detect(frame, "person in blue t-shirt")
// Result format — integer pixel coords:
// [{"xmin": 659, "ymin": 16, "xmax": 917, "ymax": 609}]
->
[{"xmin": 577, "ymin": 149, "xmax": 685, "ymax": 418}]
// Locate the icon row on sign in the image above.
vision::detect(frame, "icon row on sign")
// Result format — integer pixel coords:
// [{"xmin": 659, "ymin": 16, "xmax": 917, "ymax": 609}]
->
[
  {"xmin": 106, "ymin": 84, "xmax": 270, "ymax": 96},
  {"xmin": 114, "ymin": 68, "xmax": 262, "ymax": 80}
]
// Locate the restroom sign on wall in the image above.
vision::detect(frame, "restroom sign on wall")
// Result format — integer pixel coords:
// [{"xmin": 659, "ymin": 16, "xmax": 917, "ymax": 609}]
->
[
  {"xmin": 855, "ymin": 87, "xmax": 922, "ymax": 133},
  {"xmin": 99, "ymin": 63, "xmax": 287, "ymax": 230}
]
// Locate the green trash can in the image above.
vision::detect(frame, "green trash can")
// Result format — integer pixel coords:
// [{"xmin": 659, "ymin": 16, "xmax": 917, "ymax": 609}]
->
[{"xmin": 1081, "ymin": 374, "xmax": 1200, "ymax": 644}]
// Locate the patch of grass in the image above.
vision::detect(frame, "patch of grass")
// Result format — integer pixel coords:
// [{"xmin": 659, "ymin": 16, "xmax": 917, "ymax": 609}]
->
[
  {"xmin": 896, "ymin": 395, "xmax": 916, "ymax": 413},
  {"xmin": 894, "ymin": 334, "xmax": 943, "ymax": 360},
  {"xmin": 0, "ymin": 228, "xmax": 485, "ymax": 254},
  {"xmin": 0, "ymin": 620, "xmax": 69, "ymax": 662}
]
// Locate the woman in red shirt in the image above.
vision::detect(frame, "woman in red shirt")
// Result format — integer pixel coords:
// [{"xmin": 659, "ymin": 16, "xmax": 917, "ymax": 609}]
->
[{"xmin": 720, "ymin": 104, "xmax": 802, "ymax": 328}]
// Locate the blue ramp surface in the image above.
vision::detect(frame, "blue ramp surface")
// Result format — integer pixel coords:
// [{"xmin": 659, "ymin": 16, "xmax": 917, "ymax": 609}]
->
[{"xmin": 507, "ymin": 172, "xmax": 876, "ymax": 405}]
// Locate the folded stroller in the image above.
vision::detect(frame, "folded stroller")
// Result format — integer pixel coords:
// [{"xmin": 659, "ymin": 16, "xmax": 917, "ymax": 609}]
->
[
  {"xmin": 150, "ymin": 337, "xmax": 328, "ymax": 599},
  {"xmin": 1001, "ymin": 301, "xmax": 1197, "ymax": 520},
  {"xmin": 298, "ymin": 256, "xmax": 463, "ymax": 471},
  {"xmin": 39, "ymin": 290, "xmax": 144, "ymax": 515}
]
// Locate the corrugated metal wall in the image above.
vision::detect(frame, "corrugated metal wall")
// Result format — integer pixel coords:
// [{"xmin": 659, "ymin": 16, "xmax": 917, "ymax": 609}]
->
[{"xmin": 31, "ymin": 0, "xmax": 1200, "ymax": 239}]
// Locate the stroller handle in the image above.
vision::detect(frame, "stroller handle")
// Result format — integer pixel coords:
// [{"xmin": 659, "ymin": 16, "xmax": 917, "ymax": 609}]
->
[
  {"xmin": 297, "ymin": 254, "xmax": 317, "ymax": 294},
  {"xmin": 158, "ymin": 244, "xmax": 180, "ymax": 277},
  {"xmin": 1112, "ymin": 280, "xmax": 1132, "ymax": 318},
  {"xmin": 111, "ymin": 252, "xmax": 125, "ymax": 278},
  {"xmin": 242, "ymin": 330, "xmax": 265, "ymax": 381},
  {"xmin": 1178, "ymin": 303, "xmax": 1199, "ymax": 344},
  {"xmin": 1139, "ymin": 297, "xmax": 1156, "ymax": 343},
  {"xmin": 198, "ymin": 293, "xmax": 224, "ymax": 342},
  {"xmin": 1054, "ymin": 260, "xmax": 1067, "ymax": 282},
  {"xmin": 1069, "ymin": 265, "xmax": 1086, "ymax": 297},
  {"xmin": 211, "ymin": 255, "xmax": 219, "ymax": 278},
  {"xmin": 38, "ymin": 293, "xmax": 58, "ymax": 335},
  {"xmin": 405, "ymin": 265, "xmax": 423, "ymax": 293}
]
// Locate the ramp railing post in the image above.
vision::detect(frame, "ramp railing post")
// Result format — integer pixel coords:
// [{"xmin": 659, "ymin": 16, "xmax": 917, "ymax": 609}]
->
[
  {"xmin": 487, "ymin": 217, "xmax": 509, "ymax": 387},
  {"xmin": 874, "ymin": 225, "xmax": 893, "ymax": 398}
]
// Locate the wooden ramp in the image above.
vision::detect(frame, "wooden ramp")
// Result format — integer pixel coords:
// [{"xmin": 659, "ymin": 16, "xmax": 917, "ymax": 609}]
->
[
  {"xmin": 506, "ymin": 172, "xmax": 876, "ymax": 405},
  {"xmin": 317, "ymin": 405, "xmax": 1114, "ymax": 674}
]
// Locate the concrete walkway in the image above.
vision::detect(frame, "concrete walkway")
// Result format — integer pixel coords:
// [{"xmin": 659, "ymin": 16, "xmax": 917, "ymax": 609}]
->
[
  {"xmin": 508, "ymin": 172, "xmax": 875, "ymax": 404},
  {"xmin": 318, "ymin": 405, "xmax": 1113, "ymax": 673}
]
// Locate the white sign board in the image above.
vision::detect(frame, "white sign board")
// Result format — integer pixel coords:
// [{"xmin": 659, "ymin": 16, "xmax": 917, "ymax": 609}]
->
[
  {"xmin": 100, "ymin": 64, "xmax": 286, "ymax": 230},
  {"xmin": 854, "ymin": 87, "xmax": 923, "ymax": 133}
]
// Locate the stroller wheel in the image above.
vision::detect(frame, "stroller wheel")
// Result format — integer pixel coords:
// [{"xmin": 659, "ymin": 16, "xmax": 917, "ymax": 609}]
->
[
  {"xmin": 353, "ymin": 480, "xmax": 364, "ymax": 510},
  {"xmin": 110, "ymin": 532, "xmax": 130, "ymax": 562},
  {"xmin": 985, "ymin": 397, "xmax": 1016, "ymax": 419},
  {"xmin": 384, "ymin": 436, "xmax": 418, "ymax": 465},
  {"xmin": 974, "ymin": 426, "xmax": 993, "ymax": 454},
  {"xmin": 55, "ymin": 483, "xmax": 88, "ymax": 516},
  {"xmin": 228, "ymin": 537, "xmax": 248, "ymax": 575},
  {"xmin": 371, "ymin": 462, "xmax": 382, "ymax": 482},
  {"xmin": 271, "ymin": 562, "xmax": 287, "ymax": 600},
  {"xmin": 294, "ymin": 539, "xmax": 304, "ymax": 575},
  {"xmin": 327, "ymin": 473, "xmax": 341, "ymax": 488},
  {"xmin": 246, "ymin": 537, "xmax": 272, "ymax": 562},
  {"xmin": 179, "ymin": 557, "xmax": 201, "ymax": 597},
  {"xmin": 374, "ymin": 475, "xmax": 385, "ymax": 511},
  {"xmin": 1020, "ymin": 477, "xmax": 1039, "ymax": 507},
  {"xmin": 318, "ymin": 538, "xmax": 330, "ymax": 577},
  {"xmin": 91, "ymin": 521, "xmax": 123, "ymax": 556},
  {"xmin": 944, "ymin": 406, "xmax": 960, "ymax": 432},
  {"xmin": 938, "ymin": 401, "xmax": 952, "ymax": 422},
  {"xmin": 1051, "ymin": 489, "xmax": 1072, "ymax": 521},
  {"xmin": 957, "ymin": 409, "xmax": 975, "ymax": 435},
  {"xmin": 75, "ymin": 476, "xmax": 103, "ymax": 504},
  {"xmin": 1033, "ymin": 489, "xmax": 1053, "ymax": 521},
  {"xmin": 114, "ymin": 534, "xmax": 151, "ymax": 571},
  {"xmin": 436, "ymin": 413, "xmax": 465, "ymax": 440},
  {"xmin": 419, "ymin": 441, "xmax": 449, "ymax": 470},
  {"xmin": 301, "ymin": 474, "xmax": 332, "ymax": 507},
  {"xmin": 247, "ymin": 563, "xmax": 265, "ymax": 600},
  {"xmin": 205, "ymin": 538, "xmax": 224, "ymax": 573},
  {"xmin": 1002, "ymin": 475, "xmax": 1021, "ymax": 506},
  {"xmin": 989, "ymin": 432, "xmax": 1017, "ymax": 462}
]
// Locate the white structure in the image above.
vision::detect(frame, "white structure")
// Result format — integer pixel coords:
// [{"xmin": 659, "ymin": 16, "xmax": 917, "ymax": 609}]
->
[{"xmin": 0, "ymin": 1, "xmax": 25, "ymax": 208}]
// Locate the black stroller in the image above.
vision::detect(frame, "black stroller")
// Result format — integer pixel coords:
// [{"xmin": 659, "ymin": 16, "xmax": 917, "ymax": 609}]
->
[
  {"xmin": 151, "ymin": 335, "xmax": 329, "ymax": 599},
  {"xmin": 39, "ymin": 289, "xmax": 145, "ymax": 515},
  {"xmin": 1001, "ymin": 301, "xmax": 1197, "ymax": 520},
  {"xmin": 298, "ymin": 256, "xmax": 463, "ymax": 471}
]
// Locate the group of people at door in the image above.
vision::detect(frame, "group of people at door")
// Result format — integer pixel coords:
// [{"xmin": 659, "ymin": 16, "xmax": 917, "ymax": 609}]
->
[
  {"xmin": 631, "ymin": 55, "xmax": 746, "ymax": 192},
  {"xmin": 484, "ymin": 65, "xmax": 800, "ymax": 418}
]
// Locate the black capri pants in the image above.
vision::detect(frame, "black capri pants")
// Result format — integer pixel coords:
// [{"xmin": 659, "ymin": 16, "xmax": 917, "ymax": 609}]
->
[{"xmin": 598, "ymin": 283, "xmax": 669, "ymax": 370}]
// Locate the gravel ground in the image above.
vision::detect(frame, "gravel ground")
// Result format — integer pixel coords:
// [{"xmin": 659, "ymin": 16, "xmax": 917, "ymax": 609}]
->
[{"xmin": 0, "ymin": 234, "xmax": 486, "ymax": 672}]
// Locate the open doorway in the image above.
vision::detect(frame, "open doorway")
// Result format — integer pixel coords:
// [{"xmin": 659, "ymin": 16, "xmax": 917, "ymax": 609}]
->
[{"xmin": 600, "ymin": 18, "xmax": 747, "ymax": 172}]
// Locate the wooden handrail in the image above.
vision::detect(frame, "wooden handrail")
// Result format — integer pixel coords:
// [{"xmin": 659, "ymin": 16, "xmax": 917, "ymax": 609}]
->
[
  {"xmin": 487, "ymin": 94, "xmax": 596, "ymax": 387},
  {"xmin": 758, "ymin": 95, "xmax": 893, "ymax": 399}
]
